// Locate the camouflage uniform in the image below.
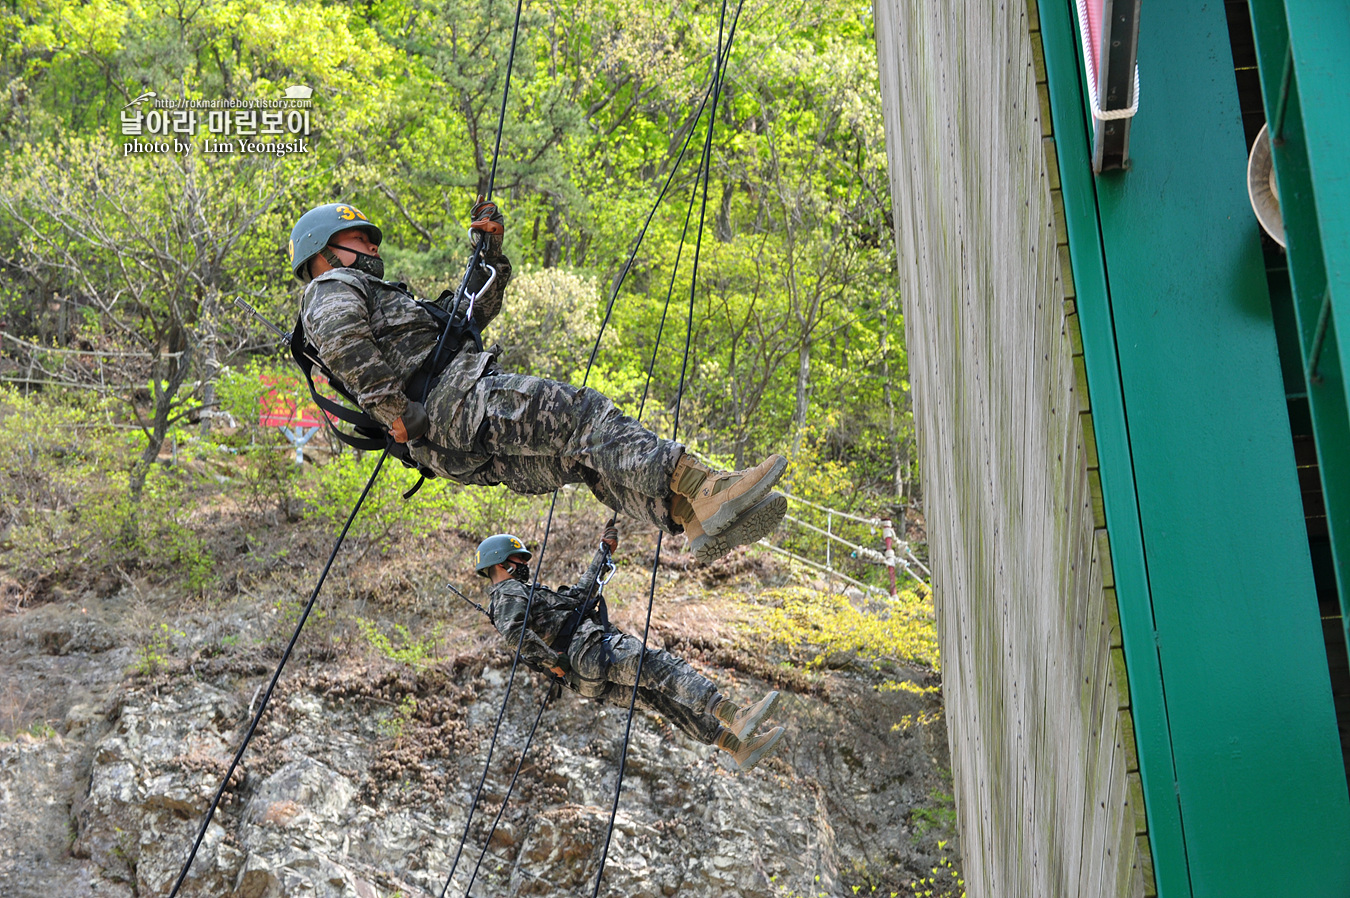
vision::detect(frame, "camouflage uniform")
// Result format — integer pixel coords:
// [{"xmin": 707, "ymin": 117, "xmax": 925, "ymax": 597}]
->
[
  {"xmin": 487, "ymin": 575, "xmax": 724, "ymax": 745},
  {"xmin": 300, "ymin": 263, "xmax": 683, "ymax": 531}
]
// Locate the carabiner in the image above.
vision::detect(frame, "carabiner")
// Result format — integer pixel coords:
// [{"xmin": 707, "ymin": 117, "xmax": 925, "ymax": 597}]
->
[
  {"xmin": 459, "ymin": 261, "xmax": 498, "ymax": 326},
  {"xmin": 596, "ymin": 561, "xmax": 617, "ymax": 589}
]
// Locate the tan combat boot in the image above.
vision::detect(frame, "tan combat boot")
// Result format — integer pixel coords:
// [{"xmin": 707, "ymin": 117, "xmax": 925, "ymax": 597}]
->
[
  {"xmin": 675, "ymin": 492, "xmax": 788, "ymax": 563},
  {"xmin": 669, "ymin": 452, "xmax": 788, "ymax": 537},
  {"xmin": 716, "ymin": 725, "xmax": 786, "ymax": 772},
  {"xmin": 714, "ymin": 690, "xmax": 781, "ymax": 740}
]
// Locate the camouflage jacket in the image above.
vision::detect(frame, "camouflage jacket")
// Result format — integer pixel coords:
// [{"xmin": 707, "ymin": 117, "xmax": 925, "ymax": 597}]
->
[
  {"xmin": 486, "ymin": 570, "xmax": 599, "ymax": 671},
  {"xmin": 299, "ymin": 255, "xmax": 512, "ymax": 427}
]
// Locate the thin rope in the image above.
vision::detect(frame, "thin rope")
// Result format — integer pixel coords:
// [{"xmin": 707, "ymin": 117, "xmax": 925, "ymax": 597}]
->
[
  {"xmin": 462, "ymin": 671, "xmax": 552, "ymax": 895},
  {"xmin": 582, "ymin": 32, "xmax": 741, "ymax": 388},
  {"xmin": 591, "ymin": 2, "xmax": 737, "ymax": 894},
  {"xmin": 436, "ymin": 493, "xmax": 560, "ymax": 898},
  {"xmin": 486, "ymin": 0, "xmax": 525, "ymax": 198},
  {"xmin": 453, "ymin": 18, "xmax": 744, "ymax": 894},
  {"xmin": 1074, "ymin": 0, "xmax": 1140, "ymax": 122},
  {"xmin": 447, "ymin": 4, "xmax": 744, "ymax": 892},
  {"xmin": 166, "ymin": 450, "xmax": 389, "ymax": 897}
]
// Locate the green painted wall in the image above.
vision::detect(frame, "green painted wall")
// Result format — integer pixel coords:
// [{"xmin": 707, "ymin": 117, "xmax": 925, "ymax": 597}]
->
[{"xmin": 1051, "ymin": 2, "xmax": 1350, "ymax": 895}]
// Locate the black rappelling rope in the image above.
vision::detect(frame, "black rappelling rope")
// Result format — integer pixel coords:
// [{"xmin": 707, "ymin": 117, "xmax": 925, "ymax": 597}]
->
[
  {"xmin": 435, "ymin": 487, "xmax": 561, "ymax": 898},
  {"xmin": 484, "ymin": 0, "xmax": 523, "ymax": 202},
  {"xmin": 166, "ymin": 450, "xmax": 390, "ymax": 897},
  {"xmin": 169, "ymin": 0, "xmax": 530, "ymax": 891},
  {"xmin": 448, "ymin": 7, "xmax": 745, "ymax": 894},
  {"xmin": 590, "ymin": 0, "xmax": 739, "ymax": 892},
  {"xmin": 581, "ymin": 28, "xmax": 740, "ymax": 387}
]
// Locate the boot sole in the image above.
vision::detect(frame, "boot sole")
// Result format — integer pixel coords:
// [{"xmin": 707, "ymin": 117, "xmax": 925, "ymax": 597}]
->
[
  {"xmin": 733, "ymin": 726, "xmax": 786, "ymax": 772},
  {"xmin": 692, "ymin": 493, "xmax": 787, "ymax": 564},
  {"xmin": 729, "ymin": 690, "xmax": 781, "ymax": 741},
  {"xmin": 701, "ymin": 456, "xmax": 788, "ymax": 536}
]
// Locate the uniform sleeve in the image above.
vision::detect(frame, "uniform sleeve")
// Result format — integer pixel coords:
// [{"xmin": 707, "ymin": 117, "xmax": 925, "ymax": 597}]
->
[
  {"xmin": 302, "ymin": 275, "xmax": 408, "ymax": 426},
  {"xmin": 468, "ymin": 251, "xmax": 513, "ymax": 330},
  {"xmin": 488, "ymin": 580, "xmax": 564, "ymax": 669},
  {"xmin": 569, "ymin": 546, "xmax": 610, "ymax": 597}
]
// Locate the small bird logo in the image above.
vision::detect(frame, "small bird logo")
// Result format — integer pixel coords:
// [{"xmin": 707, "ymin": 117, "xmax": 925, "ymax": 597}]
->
[{"xmin": 122, "ymin": 90, "xmax": 157, "ymax": 109}]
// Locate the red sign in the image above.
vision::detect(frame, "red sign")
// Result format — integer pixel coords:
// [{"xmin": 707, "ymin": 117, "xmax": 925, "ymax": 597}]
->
[{"xmin": 259, "ymin": 374, "xmax": 325, "ymax": 429}]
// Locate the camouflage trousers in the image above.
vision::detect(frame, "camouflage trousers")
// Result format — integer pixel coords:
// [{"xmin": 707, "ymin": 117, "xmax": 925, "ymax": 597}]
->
[
  {"xmin": 567, "ymin": 620, "xmax": 723, "ymax": 745},
  {"xmin": 409, "ymin": 370, "xmax": 685, "ymax": 532}
]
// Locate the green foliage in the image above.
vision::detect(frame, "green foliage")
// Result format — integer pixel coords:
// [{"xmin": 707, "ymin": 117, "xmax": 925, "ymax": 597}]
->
[
  {"xmin": 0, "ymin": 0, "xmax": 913, "ymax": 514},
  {"xmin": 0, "ymin": 386, "xmax": 215, "ymax": 594},
  {"xmin": 0, "ymin": 720, "xmax": 58, "ymax": 743},
  {"xmin": 133, "ymin": 623, "xmax": 185, "ymax": 677},
  {"xmin": 300, "ymin": 448, "xmax": 538, "ymax": 549},
  {"xmin": 357, "ymin": 617, "xmax": 440, "ymax": 672},
  {"xmin": 749, "ymin": 584, "xmax": 939, "ymax": 678},
  {"xmin": 911, "ymin": 790, "xmax": 959, "ymax": 838},
  {"xmin": 377, "ymin": 693, "xmax": 419, "ymax": 740},
  {"xmin": 492, "ymin": 268, "xmax": 602, "ymax": 384}
]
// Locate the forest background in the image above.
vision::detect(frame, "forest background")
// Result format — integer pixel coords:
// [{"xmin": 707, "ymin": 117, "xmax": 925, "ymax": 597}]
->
[
  {"xmin": 0, "ymin": 0, "xmax": 915, "ymax": 598},
  {"xmin": 0, "ymin": 4, "xmax": 962, "ymax": 894}
]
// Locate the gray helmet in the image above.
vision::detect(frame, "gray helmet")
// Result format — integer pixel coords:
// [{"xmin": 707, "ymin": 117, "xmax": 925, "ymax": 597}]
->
[
  {"xmin": 475, "ymin": 534, "xmax": 532, "ymax": 577},
  {"xmin": 289, "ymin": 202, "xmax": 383, "ymax": 282}
]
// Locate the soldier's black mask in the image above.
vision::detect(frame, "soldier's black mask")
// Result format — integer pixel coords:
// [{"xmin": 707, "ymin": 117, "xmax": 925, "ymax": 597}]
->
[
  {"xmin": 329, "ymin": 245, "xmax": 384, "ymax": 280},
  {"xmin": 508, "ymin": 562, "xmax": 531, "ymax": 584}
]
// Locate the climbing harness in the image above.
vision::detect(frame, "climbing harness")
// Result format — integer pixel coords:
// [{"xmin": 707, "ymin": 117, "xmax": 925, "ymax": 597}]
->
[
  {"xmin": 446, "ymin": 538, "xmax": 615, "ymax": 685},
  {"xmin": 445, "ymin": 536, "xmax": 617, "ymax": 898},
  {"xmin": 286, "ymin": 267, "xmax": 498, "ymax": 499}
]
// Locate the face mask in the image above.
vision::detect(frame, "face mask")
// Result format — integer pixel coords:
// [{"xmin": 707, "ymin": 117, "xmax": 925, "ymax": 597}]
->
[
  {"xmin": 327, "ymin": 245, "xmax": 384, "ymax": 280},
  {"xmin": 346, "ymin": 248, "xmax": 385, "ymax": 280},
  {"xmin": 508, "ymin": 562, "xmax": 531, "ymax": 584}
]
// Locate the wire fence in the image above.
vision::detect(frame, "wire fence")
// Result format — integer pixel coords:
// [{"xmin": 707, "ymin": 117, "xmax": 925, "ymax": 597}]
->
[{"xmin": 755, "ymin": 491, "xmax": 926, "ymax": 599}]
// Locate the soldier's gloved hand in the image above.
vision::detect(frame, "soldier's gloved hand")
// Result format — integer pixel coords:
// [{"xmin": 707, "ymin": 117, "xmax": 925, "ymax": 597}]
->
[
  {"xmin": 549, "ymin": 653, "xmax": 571, "ymax": 679},
  {"xmin": 390, "ymin": 401, "xmax": 429, "ymax": 443},
  {"xmin": 601, "ymin": 525, "xmax": 619, "ymax": 553},
  {"xmin": 469, "ymin": 195, "xmax": 505, "ymax": 256}
]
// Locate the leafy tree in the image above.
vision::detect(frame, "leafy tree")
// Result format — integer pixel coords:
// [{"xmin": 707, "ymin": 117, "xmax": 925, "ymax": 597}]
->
[
  {"xmin": 0, "ymin": 138, "xmax": 284, "ymax": 513},
  {"xmin": 0, "ymin": 0, "xmax": 917, "ymax": 520}
]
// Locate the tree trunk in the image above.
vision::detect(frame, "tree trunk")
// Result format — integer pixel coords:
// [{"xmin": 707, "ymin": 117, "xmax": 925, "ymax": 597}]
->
[
  {"xmin": 126, "ymin": 345, "xmax": 193, "ymax": 536},
  {"xmin": 792, "ymin": 338, "xmax": 811, "ymax": 453}
]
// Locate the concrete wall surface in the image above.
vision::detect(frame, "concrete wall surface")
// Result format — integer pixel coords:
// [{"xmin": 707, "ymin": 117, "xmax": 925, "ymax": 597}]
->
[{"xmin": 871, "ymin": 2, "xmax": 1145, "ymax": 895}]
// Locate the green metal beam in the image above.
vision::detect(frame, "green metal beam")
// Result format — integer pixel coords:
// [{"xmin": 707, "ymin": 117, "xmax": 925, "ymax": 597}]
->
[
  {"xmin": 1036, "ymin": 3, "xmax": 1189, "ymax": 895},
  {"xmin": 1044, "ymin": 1, "xmax": 1350, "ymax": 894},
  {"xmin": 1248, "ymin": 0, "xmax": 1350, "ymax": 654},
  {"xmin": 1091, "ymin": 4, "xmax": 1350, "ymax": 895}
]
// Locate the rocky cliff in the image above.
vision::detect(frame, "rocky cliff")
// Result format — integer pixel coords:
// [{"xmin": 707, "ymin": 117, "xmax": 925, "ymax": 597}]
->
[{"xmin": 0, "ymin": 539, "xmax": 957, "ymax": 898}]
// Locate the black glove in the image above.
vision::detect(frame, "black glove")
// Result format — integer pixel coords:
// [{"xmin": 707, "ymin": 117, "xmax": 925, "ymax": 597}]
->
[
  {"xmin": 549, "ymin": 653, "xmax": 571, "ymax": 679},
  {"xmin": 469, "ymin": 195, "xmax": 505, "ymax": 256},
  {"xmin": 390, "ymin": 400, "xmax": 429, "ymax": 443},
  {"xmin": 601, "ymin": 525, "xmax": 619, "ymax": 553}
]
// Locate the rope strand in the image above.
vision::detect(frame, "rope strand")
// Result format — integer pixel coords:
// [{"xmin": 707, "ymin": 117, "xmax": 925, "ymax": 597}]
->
[
  {"xmin": 591, "ymin": 2, "xmax": 740, "ymax": 894},
  {"xmin": 166, "ymin": 450, "xmax": 389, "ymax": 897},
  {"xmin": 454, "ymin": 11, "xmax": 745, "ymax": 892}
]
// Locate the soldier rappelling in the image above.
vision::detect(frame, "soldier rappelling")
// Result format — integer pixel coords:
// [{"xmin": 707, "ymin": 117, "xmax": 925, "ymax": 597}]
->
[
  {"xmin": 288, "ymin": 200, "xmax": 788, "ymax": 563},
  {"xmin": 475, "ymin": 527, "xmax": 787, "ymax": 771}
]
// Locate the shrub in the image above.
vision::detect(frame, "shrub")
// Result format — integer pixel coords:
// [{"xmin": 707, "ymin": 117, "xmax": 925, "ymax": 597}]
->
[{"xmin": 749, "ymin": 584, "xmax": 939, "ymax": 677}]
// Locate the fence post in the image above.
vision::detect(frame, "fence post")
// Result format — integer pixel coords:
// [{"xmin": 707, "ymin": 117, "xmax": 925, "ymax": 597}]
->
[{"xmin": 881, "ymin": 517, "xmax": 898, "ymax": 596}]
